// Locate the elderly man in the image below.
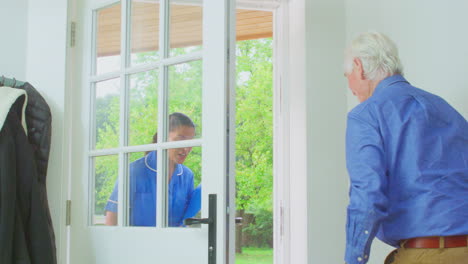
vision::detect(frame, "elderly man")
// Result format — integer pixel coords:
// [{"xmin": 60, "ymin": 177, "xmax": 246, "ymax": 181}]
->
[{"xmin": 343, "ymin": 32, "xmax": 468, "ymax": 264}]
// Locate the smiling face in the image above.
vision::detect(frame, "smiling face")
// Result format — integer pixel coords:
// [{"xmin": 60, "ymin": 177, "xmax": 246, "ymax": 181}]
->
[{"xmin": 167, "ymin": 125, "xmax": 195, "ymax": 165}]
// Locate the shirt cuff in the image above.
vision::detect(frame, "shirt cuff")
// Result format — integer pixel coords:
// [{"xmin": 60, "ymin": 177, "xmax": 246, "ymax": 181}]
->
[{"xmin": 105, "ymin": 199, "xmax": 118, "ymax": 212}]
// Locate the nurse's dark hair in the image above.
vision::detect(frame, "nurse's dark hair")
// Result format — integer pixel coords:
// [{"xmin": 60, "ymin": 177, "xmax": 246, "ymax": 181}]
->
[{"xmin": 151, "ymin": 112, "xmax": 195, "ymax": 143}]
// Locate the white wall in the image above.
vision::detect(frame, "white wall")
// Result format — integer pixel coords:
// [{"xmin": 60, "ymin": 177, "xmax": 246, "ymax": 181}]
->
[
  {"xmin": 25, "ymin": 1, "xmax": 69, "ymax": 263},
  {"xmin": 345, "ymin": 0, "xmax": 468, "ymax": 117},
  {"xmin": 345, "ymin": 1, "xmax": 468, "ymax": 263},
  {"xmin": 0, "ymin": 0, "xmax": 29, "ymax": 80},
  {"xmin": 0, "ymin": 1, "xmax": 70, "ymax": 263},
  {"xmin": 305, "ymin": 0, "xmax": 348, "ymax": 263}
]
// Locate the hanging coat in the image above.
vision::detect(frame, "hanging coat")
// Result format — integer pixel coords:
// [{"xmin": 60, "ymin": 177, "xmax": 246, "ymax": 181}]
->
[
  {"xmin": 16, "ymin": 82, "xmax": 52, "ymax": 186},
  {"xmin": 0, "ymin": 86, "xmax": 56, "ymax": 264}
]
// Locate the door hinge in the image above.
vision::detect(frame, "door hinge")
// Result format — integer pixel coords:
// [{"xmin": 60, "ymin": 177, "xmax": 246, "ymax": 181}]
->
[
  {"xmin": 66, "ymin": 200, "xmax": 71, "ymax": 226},
  {"xmin": 70, "ymin": 21, "xmax": 76, "ymax": 47}
]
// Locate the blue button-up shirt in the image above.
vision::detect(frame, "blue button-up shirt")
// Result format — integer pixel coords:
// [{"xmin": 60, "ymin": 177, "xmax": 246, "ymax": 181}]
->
[{"xmin": 345, "ymin": 75, "xmax": 468, "ymax": 264}]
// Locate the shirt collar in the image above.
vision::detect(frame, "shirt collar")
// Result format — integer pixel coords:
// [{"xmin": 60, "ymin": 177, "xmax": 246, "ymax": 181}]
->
[
  {"xmin": 145, "ymin": 151, "xmax": 157, "ymax": 172},
  {"xmin": 373, "ymin": 74, "xmax": 409, "ymax": 97},
  {"xmin": 145, "ymin": 151, "xmax": 183, "ymax": 176}
]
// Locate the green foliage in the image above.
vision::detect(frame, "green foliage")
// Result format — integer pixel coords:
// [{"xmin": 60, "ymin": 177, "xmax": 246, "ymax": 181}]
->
[
  {"xmin": 235, "ymin": 38, "xmax": 273, "ymax": 213},
  {"xmin": 94, "ymin": 155, "xmax": 119, "ymax": 215},
  {"xmin": 235, "ymin": 38, "xmax": 273, "ymax": 248},
  {"xmin": 241, "ymin": 209, "xmax": 273, "ymax": 248},
  {"xmin": 128, "ymin": 69, "xmax": 159, "ymax": 147},
  {"xmin": 95, "ymin": 91, "xmax": 120, "ymax": 149}
]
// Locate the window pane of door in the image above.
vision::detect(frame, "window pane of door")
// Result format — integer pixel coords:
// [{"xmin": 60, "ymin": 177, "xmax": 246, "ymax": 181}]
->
[
  {"xmin": 94, "ymin": 78, "xmax": 120, "ymax": 149},
  {"xmin": 128, "ymin": 70, "xmax": 159, "ymax": 146},
  {"xmin": 164, "ymin": 146, "xmax": 202, "ymax": 228},
  {"xmin": 95, "ymin": 3, "xmax": 121, "ymax": 75},
  {"xmin": 169, "ymin": 1, "xmax": 203, "ymax": 57},
  {"xmin": 166, "ymin": 60, "xmax": 202, "ymax": 140},
  {"xmin": 93, "ymin": 155, "xmax": 119, "ymax": 226},
  {"xmin": 130, "ymin": 0, "xmax": 160, "ymax": 66},
  {"xmin": 125, "ymin": 151, "xmax": 157, "ymax": 227}
]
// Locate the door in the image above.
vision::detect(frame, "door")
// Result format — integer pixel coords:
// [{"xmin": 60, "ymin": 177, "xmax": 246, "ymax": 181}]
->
[{"xmin": 69, "ymin": 0, "xmax": 235, "ymax": 263}]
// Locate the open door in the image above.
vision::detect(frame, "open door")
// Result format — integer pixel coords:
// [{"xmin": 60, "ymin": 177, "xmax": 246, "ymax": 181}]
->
[{"xmin": 69, "ymin": 0, "xmax": 235, "ymax": 263}]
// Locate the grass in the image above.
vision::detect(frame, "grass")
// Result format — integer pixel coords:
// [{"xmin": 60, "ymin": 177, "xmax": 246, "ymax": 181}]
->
[{"xmin": 235, "ymin": 247, "xmax": 273, "ymax": 264}]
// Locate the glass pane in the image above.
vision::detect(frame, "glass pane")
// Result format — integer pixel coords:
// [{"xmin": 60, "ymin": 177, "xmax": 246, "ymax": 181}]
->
[
  {"xmin": 95, "ymin": 3, "xmax": 121, "ymax": 75},
  {"xmin": 167, "ymin": 60, "xmax": 202, "ymax": 140},
  {"xmin": 164, "ymin": 146, "xmax": 202, "ymax": 228},
  {"xmin": 128, "ymin": 70, "xmax": 159, "ymax": 146},
  {"xmin": 93, "ymin": 155, "xmax": 119, "ymax": 226},
  {"xmin": 169, "ymin": 1, "xmax": 203, "ymax": 57},
  {"xmin": 130, "ymin": 0, "xmax": 160, "ymax": 66},
  {"xmin": 235, "ymin": 38, "xmax": 274, "ymax": 262},
  {"xmin": 126, "ymin": 151, "xmax": 156, "ymax": 226},
  {"xmin": 94, "ymin": 78, "xmax": 120, "ymax": 149}
]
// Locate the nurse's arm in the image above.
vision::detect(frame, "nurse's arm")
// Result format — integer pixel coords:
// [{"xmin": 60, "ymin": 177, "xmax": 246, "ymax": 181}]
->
[{"xmin": 105, "ymin": 211, "xmax": 118, "ymax": 226}]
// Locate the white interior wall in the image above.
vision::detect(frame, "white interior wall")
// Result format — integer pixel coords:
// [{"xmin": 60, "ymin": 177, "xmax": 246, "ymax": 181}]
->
[
  {"xmin": 304, "ymin": 0, "xmax": 348, "ymax": 263},
  {"xmin": 25, "ymin": 1, "xmax": 69, "ymax": 262},
  {"xmin": 346, "ymin": 0, "xmax": 468, "ymax": 118},
  {"xmin": 0, "ymin": 0, "xmax": 28, "ymax": 80},
  {"xmin": 0, "ymin": 0, "xmax": 70, "ymax": 263},
  {"xmin": 345, "ymin": 1, "xmax": 468, "ymax": 263}
]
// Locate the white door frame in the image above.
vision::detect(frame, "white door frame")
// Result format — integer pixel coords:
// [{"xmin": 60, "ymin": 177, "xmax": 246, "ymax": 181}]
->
[
  {"xmin": 239, "ymin": 0, "xmax": 309, "ymax": 263},
  {"xmin": 273, "ymin": 0, "xmax": 309, "ymax": 263}
]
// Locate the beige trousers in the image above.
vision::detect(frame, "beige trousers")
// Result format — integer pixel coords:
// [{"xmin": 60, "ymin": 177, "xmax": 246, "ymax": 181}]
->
[{"xmin": 384, "ymin": 247, "xmax": 468, "ymax": 264}]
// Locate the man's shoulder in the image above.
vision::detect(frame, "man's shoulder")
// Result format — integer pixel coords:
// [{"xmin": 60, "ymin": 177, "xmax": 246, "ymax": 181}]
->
[
  {"xmin": 348, "ymin": 99, "xmax": 376, "ymax": 123},
  {"xmin": 349, "ymin": 82, "xmax": 420, "ymax": 118}
]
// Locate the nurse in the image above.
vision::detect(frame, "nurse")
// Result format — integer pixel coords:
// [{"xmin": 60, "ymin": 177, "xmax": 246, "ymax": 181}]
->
[{"xmin": 104, "ymin": 112, "xmax": 201, "ymax": 226}]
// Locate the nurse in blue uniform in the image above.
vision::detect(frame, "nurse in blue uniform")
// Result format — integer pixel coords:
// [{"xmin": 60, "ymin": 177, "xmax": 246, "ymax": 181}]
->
[{"xmin": 104, "ymin": 112, "xmax": 201, "ymax": 226}]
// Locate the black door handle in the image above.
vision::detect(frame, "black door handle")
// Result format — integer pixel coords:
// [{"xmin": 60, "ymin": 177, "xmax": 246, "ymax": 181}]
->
[
  {"xmin": 184, "ymin": 217, "xmax": 212, "ymax": 225},
  {"xmin": 184, "ymin": 194, "xmax": 217, "ymax": 264}
]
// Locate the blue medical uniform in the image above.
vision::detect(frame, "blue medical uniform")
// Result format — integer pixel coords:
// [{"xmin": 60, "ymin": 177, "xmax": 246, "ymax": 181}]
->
[{"xmin": 105, "ymin": 151, "xmax": 201, "ymax": 226}]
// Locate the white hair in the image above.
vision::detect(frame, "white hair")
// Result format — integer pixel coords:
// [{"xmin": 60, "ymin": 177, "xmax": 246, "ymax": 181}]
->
[{"xmin": 344, "ymin": 31, "xmax": 403, "ymax": 81}]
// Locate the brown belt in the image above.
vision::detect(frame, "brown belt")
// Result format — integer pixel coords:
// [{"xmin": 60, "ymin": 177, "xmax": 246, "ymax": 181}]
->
[{"xmin": 401, "ymin": 235, "xmax": 468, "ymax": 249}]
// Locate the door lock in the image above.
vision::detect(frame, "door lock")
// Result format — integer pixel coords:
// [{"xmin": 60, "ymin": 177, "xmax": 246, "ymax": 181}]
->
[{"xmin": 184, "ymin": 194, "xmax": 217, "ymax": 264}]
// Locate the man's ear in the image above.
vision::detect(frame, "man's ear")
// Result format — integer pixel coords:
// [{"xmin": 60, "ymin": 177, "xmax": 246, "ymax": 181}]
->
[{"xmin": 353, "ymin": 58, "xmax": 365, "ymax": 80}]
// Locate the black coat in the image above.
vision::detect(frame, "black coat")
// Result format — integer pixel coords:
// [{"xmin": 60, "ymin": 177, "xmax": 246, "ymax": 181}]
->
[
  {"xmin": 0, "ymin": 87, "xmax": 56, "ymax": 264},
  {"xmin": 17, "ymin": 82, "xmax": 52, "ymax": 185}
]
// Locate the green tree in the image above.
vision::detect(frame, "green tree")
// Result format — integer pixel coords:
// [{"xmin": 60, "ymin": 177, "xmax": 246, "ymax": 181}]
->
[{"xmin": 235, "ymin": 38, "xmax": 273, "ymax": 248}]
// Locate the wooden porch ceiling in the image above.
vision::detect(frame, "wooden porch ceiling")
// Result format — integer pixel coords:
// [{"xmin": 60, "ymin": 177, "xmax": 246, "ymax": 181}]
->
[{"xmin": 97, "ymin": 3, "xmax": 273, "ymax": 57}]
